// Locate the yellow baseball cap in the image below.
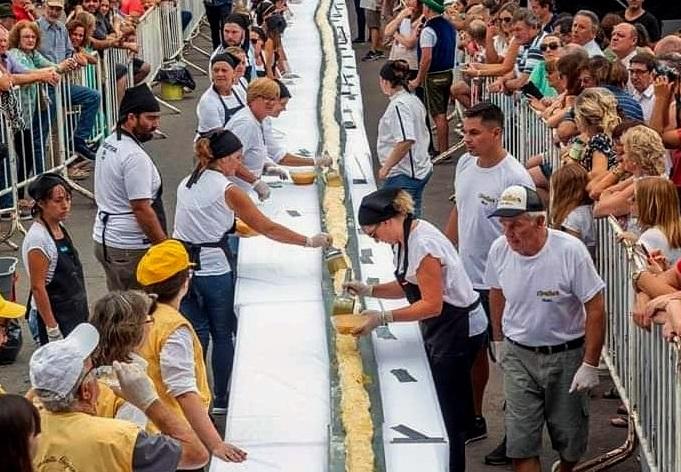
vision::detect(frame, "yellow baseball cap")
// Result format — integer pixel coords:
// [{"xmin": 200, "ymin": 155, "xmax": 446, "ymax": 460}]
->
[
  {"xmin": 0, "ymin": 294, "xmax": 25, "ymax": 319},
  {"xmin": 136, "ymin": 240, "xmax": 194, "ymax": 286}
]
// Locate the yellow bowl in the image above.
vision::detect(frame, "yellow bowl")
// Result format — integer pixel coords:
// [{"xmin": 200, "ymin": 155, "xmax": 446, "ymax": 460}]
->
[
  {"xmin": 290, "ymin": 169, "xmax": 317, "ymax": 185},
  {"xmin": 235, "ymin": 218, "xmax": 258, "ymax": 237}
]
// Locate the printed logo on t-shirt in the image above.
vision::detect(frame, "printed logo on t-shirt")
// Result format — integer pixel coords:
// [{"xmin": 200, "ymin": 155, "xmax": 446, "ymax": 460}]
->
[
  {"xmin": 537, "ymin": 289, "xmax": 559, "ymax": 302},
  {"xmin": 478, "ymin": 193, "xmax": 497, "ymax": 206}
]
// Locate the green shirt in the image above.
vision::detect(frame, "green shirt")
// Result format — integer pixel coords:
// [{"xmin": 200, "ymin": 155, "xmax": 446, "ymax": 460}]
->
[{"xmin": 528, "ymin": 61, "xmax": 557, "ymax": 98}]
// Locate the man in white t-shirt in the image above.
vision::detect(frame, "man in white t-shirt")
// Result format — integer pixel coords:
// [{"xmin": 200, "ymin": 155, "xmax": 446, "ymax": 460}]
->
[
  {"xmin": 93, "ymin": 84, "xmax": 167, "ymax": 291},
  {"xmin": 444, "ymin": 102, "xmax": 533, "ymax": 462},
  {"xmin": 485, "ymin": 185, "xmax": 605, "ymax": 472}
]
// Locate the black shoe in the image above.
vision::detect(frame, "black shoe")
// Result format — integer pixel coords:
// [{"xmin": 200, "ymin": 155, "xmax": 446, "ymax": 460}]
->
[
  {"xmin": 484, "ymin": 437, "xmax": 511, "ymax": 466},
  {"xmin": 372, "ymin": 50, "xmax": 386, "ymax": 60},
  {"xmin": 361, "ymin": 50, "xmax": 377, "ymax": 61},
  {"xmin": 74, "ymin": 139, "xmax": 97, "ymax": 161},
  {"xmin": 465, "ymin": 416, "xmax": 488, "ymax": 445},
  {"xmin": 352, "ymin": 37, "xmax": 366, "ymax": 44}
]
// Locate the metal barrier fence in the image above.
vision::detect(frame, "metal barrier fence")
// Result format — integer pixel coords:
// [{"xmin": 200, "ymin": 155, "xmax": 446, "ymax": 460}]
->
[{"xmin": 472, "ymin": 73, "xmax": 681, "ymax": 471}]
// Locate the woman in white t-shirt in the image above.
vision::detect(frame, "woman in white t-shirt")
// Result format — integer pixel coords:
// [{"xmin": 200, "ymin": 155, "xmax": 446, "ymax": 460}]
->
[
  {"xmin": 384, "ymin": 0, "xmax": 422, "ymax": 74},
  {"xmin": 345, "ymin": 187, "xmax": 487, "ymax": 472},
  {"xmin": 21, "ymin": 174, "xmax": 88, "ymax": 345},
  {"xmin": 633, "ymin": 177, "xmax": 681, "ymax": 266},
  {"xmin": 550, "ymin": 164, "xmax": 596, "ymax": 257},
  {"xmin": 377, "ymin": 60, "xmax": 433, "ymax": 217},
  {"xmin": 173, "ymin": 129, "xmax": 332, "ymax": 411}
]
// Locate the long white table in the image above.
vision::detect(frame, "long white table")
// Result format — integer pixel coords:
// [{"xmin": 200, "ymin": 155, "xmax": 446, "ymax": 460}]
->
[{"xmin": 212, "ymin": 0, "xmax": 448, "ymax": 469}]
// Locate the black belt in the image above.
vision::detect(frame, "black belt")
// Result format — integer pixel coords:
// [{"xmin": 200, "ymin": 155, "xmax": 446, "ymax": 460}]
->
[{"xmin": 507, "ymin": 336, "xmax": 584, "ymax": 355}]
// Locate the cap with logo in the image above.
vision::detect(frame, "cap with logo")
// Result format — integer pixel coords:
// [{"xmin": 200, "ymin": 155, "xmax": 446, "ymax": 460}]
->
[
  {"xmin": 489, "ymin": 185, "xmax": 544, "ymax": 218},
  {"xmin": 136, "ymin": 239, "xmax": 194, "ymax": 286},
  {"xmin": 29, "ymin": 323, "xmax": 100, "ymax": 399}
]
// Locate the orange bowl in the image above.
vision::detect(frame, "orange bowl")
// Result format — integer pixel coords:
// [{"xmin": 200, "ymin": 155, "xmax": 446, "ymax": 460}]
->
[{"xmin": 290, "ymin": 169, "xmax": 317, "ymax": 185}]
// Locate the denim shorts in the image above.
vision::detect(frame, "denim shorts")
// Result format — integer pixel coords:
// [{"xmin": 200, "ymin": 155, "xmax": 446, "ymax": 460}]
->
[{"xmin": 502, "ymin": 340, "xmax": 589, "ymax": 462}]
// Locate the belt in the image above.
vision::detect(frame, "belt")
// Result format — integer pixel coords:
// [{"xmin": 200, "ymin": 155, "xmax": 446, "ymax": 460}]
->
[{"xmin": 507, "ymin": 336, "xmax": 584, "ymax": 355}]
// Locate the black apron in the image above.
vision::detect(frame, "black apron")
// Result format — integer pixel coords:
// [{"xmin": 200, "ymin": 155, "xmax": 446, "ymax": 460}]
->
[
  {"xmin": 98, "ymin": 128, "xmax": 167, "ymax": 262},
  {"xmin": 34, "ymin": 221, "xmax": 89, "ymax": 345},
  {"xmin": 214, "ymin": 85, "xmax": 245, "ymax": 127},
  {"xmin": 394, "ymin": 216, "xmax": 479, "ymax": 472},
  {"xmin": 395, "ymin": 216, "xmax": 478, "ymax": 358}
]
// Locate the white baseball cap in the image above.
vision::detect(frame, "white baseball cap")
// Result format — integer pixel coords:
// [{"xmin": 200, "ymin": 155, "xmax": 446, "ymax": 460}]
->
[
  {"xmin": 30, "ymin": 323, "xmax": 100, "ymax": 399},
  {"xmin": 489, "ymin": 185, "xmax": 545, "ymax": 218}
]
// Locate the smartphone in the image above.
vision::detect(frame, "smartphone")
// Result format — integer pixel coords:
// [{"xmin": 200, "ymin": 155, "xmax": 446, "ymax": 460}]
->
[{"xmin": 520, "ymin": 81, "xmax": 544, "ymax": 100}]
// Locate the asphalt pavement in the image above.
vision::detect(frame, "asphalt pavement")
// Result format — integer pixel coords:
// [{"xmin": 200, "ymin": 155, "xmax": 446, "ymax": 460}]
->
[{"xmin": 0, "ymin": 11, "xmax": 641, "ymax": 472}]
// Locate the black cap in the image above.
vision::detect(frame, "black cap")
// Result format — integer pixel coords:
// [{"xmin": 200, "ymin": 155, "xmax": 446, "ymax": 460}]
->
[
  {"xmin": 358, "ymin": 187, "xmax": 402, "ymax": 226},
  {"xmin": 118, "ymin": 84, "xmax": 160, "ymax": 121},
  {"xmin": 489, "ymin": 185, "xmax": 545, "ymax": 218},
  {"xmin": 27, "ymin": 173, "xmax": 71, "ymax": 202},
  {"xmin": 208, "ymin": 129, "xmax": 242, "ymax": 158},
  {"xmin": 211, "ymin": 53, "xmax": 238, "ymax": 69},
  {"xmin": 265, "ymin": 13, "xmax": 287, "ymax": 35}
]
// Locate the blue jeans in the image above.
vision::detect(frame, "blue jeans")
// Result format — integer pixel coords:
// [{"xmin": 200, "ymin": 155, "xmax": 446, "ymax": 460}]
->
[
  {"xmin": 180, "ymin": 272, "xmax": 236, "ymax": 403},
  {"xmin": 383, "ymin": 171, "xmax": 432, "ymax": 217}
]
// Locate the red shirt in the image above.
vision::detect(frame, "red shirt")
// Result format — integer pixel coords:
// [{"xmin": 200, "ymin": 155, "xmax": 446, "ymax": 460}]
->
[
  {"xmin": 120, "ymin": 0, "xmax": 144, "ymax": 16},
  {"xmin": 12, "ymin": 4, "xmax": 32, "ymax": 21}
]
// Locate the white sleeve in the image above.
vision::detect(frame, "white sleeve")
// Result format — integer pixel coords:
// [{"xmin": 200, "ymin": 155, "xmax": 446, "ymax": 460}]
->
[
  {"xmin": 638, "ymin": 228, "xmax": 668, "ymax": 254},
  {"xmin": 409, "ymin": 236, "xmax": 447, "ymax": 275},
  {"xmin": 123, "ymin": 153, "xmax": 156, "ymax": 201},
  {"xmin": 226, "ymin": 117, "xmax": 254, "ymax": 150},
  {"xmin": 159, "ymin": 327, "xmax": 199, "ymax": 398},
  {"xmin": 263, "ymin": 119, "xmax": 287, "ymax": 162},
  {"xmin": 562, "ymin": 209, "xmax": 583, "ymax": 236},
  {"xmin": 24, "ymin": 228, "xmax": 54, "ymax": 261},
  {"xmin": 484, "ymin": 239, "xmax": 502, "ymax": 289},
  {"xmin": 393, "ymin": 102, "xmax": 417, "ymax": 143},
  {"xmin": 196, "ymin": 95, "xmax": 224, "ymax": 132},
  {"xmin": 419, "ymin": 27, "xmax": 437, "ymax": 48},
  {"xmin": 569, "ymin": 244, "xmax": 605, "ymax": 303}
]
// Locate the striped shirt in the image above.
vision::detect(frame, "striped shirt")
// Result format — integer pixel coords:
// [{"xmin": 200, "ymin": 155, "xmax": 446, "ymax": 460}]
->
[
  {"xmin": 604, "ymin": 85, "xmax": 644, "ymax": 122},
  {"xmin": 516, "ymin": 32, "xmax": 545, "ymax": 75}
]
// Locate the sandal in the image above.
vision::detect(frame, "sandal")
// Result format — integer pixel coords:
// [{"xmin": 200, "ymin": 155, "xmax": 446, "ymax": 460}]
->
[{"xmin": 610, "ymin": 415, "xmax": 628, "ymax": 428}]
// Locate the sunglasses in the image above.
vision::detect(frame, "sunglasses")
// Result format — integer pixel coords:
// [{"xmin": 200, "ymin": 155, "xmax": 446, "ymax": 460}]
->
[{"xmin": 540, "ymin": 42, "xmax": 561, "ymax": 52}]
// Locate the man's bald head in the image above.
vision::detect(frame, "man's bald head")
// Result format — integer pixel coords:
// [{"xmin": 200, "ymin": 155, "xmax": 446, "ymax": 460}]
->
[
  {"xmin": 610, "ymin": 22, "xmax": 638, "ymax": 58},
  {"xmin": 655, "ymin": 35, "xmax": 681, "ymax": 57}
]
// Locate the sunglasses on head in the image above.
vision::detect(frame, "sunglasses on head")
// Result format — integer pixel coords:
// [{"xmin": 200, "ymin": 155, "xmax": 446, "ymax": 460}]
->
[{"xmin": 540, "ymin": 42, "xmax": 561, "ymax": 52}]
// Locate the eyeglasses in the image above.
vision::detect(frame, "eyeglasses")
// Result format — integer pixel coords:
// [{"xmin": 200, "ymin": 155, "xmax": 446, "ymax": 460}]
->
[
  {"xmin": 539, "ymin": 42, "xmax": 561, "ymax": 52},
  {"xmin": 363, "ymin": 224, "xmax": 379, "ymax": 240}
]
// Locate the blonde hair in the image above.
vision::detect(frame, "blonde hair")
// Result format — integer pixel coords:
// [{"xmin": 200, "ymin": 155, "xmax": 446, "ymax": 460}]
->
[
  {"xmin": 246, "ymin": 77, "xmax": 279, "ymax": 104},
  {"xmin": 635, "ymin": 177, "xmax": 681, "ymax": 249},
  {"xmin": 393, "ymin": 190, "xmax": 415, "ymax": 215},
  {"xmin": 621, "ymin": 125, "xmax": 666, "ymax": 177},
  {"xmin": 574, "ymin": 87, "xmax": 621, "ymax": 135},
  {"xmin": 549, "ymin": 164, "xmax": 589, "ymax": 229},
  {"xmin": 90, "ymin": 291, "xmax": 155, "ymax": 367}
]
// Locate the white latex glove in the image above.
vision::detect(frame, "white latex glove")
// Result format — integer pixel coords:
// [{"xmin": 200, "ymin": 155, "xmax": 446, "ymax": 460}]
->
[
  {"xmin": 113, "ymin": 360, "xmax": 159, "ymax": 412},
  {"xmin": 264, "ymin": 164, "xmax": 289, "ymax": 180},
  {"xmin": 314, "ymin": 152, "xmax": 333, "ymax": 168},
  {"xmin": 352, "ymin": 309, "xmax": 383, "ymax": 336},
  {"xmin": 569, "ymin": 362, "xmax": 600, "ymax": 394},
  {"xmin": 343, "ymin": 280, "xmax": 373, "ymax": 297},
  {"xmin": 46, "ymin": 325, "xmax": 63, "ymax": 343},
  {"xmin": 305, "ymin": 233, "xmax": 332, "ymax": 248},
  {"xmin": 492, "ymin": 340, "xmax": 505, "ymax": 364},
  {"xmin": 252, "ymin": 179, "xmax": 271, "ymax": 201}
]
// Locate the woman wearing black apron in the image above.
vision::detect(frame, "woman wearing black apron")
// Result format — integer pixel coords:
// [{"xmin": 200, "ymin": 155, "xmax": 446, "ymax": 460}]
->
[
  {"xmin": 196, "ymin": 53, "xmax": 245, "ymax": 138},
  {"xmin": 22, "ymin": 174, "xmax": 88, "ymax": 345},
  {"xmin": 346, "ymin": 187, "xmax": 488, "ymax": 472}
]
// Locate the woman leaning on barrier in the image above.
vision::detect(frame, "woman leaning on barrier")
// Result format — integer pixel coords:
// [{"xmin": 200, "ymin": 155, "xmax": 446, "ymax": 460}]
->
[
  {"xmin": 21, "ymin": 174, "xmax": 88, "ymax": 345},
  {"xmin": 172, "ymin": 129, "xmax": 332, "ymax": 414},
  {"xmin": 375, "ymin": 60, "xmax": 432, "ymax": 217}
]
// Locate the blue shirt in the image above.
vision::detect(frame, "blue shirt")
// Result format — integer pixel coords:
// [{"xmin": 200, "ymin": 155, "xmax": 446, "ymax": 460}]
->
[
  {"xmin": 0, "ymin": 53, "xmax": 29, "ymax": 74},
  {"xmin": 37, "ymin": 17, "xmax": 74, "ymax": 63},
  {"xmin": 604, "ymin": 85, "xmax": 644, "ymax": 122}
]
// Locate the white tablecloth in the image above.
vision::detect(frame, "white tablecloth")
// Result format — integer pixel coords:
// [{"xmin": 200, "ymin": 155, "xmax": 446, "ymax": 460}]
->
[{"xmin": 213, "ymin": 0, "xmax": 448, "ymax": 469}]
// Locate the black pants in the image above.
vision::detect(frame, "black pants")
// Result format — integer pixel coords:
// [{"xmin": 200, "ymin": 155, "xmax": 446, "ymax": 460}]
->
[
  {"xmin": 428, "ymin": 332, "xmax": 484, "ymax": 471},
  {"xmin": 352, "ymin": 0, "xmax": 365, "ymax": 41},
  {"xmin": 204, "ymin": 2, "xmax": 233, "ymax": 49}
]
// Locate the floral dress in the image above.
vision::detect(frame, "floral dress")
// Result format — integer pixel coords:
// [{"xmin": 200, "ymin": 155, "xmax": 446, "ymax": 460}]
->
[{"xmin": 580, "ymin": 133, "xmax": 618, "ymax": 172}]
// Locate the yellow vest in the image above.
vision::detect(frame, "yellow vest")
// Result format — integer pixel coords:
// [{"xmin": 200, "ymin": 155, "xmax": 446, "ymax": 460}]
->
[
  {"xmin": 94, "ymin": 381, "xmax": 126, "ymax": 418},
  {"xmin": 139, "ymin": 303, "xmax": 211, "ymax": 431},
  {"xmin": 34, "ymin": 410, "xmax": 138, "ymax": 472}
]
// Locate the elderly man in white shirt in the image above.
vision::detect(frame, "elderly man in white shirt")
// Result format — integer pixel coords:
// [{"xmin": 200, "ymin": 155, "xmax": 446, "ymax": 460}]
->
[
  {"xmin": 485, "ymin": 185, "xmax": 605, "ymax": 472},
  {"xmin": 571, "ymin": 10, "xmax": 603, "ymax": 57},
  {"xmin": 629, "ymin": 52, "xmax": 657, "ymax": 122}
]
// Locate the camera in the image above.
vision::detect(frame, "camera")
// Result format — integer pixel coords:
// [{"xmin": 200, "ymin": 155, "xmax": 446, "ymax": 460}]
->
[{"xmin": 654, "ymin": 63, "xmax": 679, "ymax": 81}]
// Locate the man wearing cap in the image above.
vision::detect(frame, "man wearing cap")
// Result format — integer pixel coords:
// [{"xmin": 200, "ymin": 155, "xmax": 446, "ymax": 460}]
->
[
  {"xmin": 37, "ymin": 0, "xmax": 102, "ymax": 161},
  {"xmin": 93, "ymin": 84, "xmax": 167, "ymax": 291},
  {"xmin": 30, "ymin": 323, "xmax": 210, "ymax": 471},
  {"xmin": 195, "ymin": 52, "xmax": 244, "ymax": 139},
  {"xmin": 408, "ymin": 0, "xmax": 456, "ymax": 157},
  {"xmin": 136, "ymin": 240, "xmax": 247, "ymax": 463},
  {"xmin": 0, "ymin": 4, "xmax": 16, "ymax": 30},
  {"xmin": 484, "ymin": 185, "xmax": 605, "ymax": 472}
]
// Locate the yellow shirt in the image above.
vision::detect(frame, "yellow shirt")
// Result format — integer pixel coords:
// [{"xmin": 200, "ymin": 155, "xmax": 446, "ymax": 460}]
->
[
  {"xmin": 34, "ymin": 410, "xmax": 138, "ymax": 472},
  {"xmin": 139, "ymin": 303, "xmax": 211, "ymax": 430}
]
